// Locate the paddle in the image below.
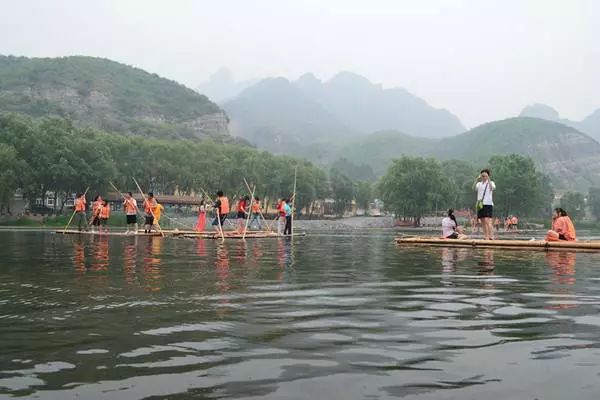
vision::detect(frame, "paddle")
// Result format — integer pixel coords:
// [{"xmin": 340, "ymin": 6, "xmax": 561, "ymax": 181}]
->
[{"xmin": 63, "ymin": 186, "xmax": 89, "ymax": 234}]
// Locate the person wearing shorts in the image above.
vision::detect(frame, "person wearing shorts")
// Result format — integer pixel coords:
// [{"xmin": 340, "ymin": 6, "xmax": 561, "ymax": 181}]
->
[
  {"xmin": 474, "ymin": 168, "xmax": 496, "ymax": 240},
  {"xmin": 123, "ymin": 192, "xmax": 138, "ymax": 234}
]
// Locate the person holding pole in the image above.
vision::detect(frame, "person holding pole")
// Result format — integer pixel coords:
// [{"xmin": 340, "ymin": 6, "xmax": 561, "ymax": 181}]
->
[
  {"xmin": 212, "ymin": 190, "xmax": 229, "ymax": 229},
  {"xmin": 283, "ymin": 198, "xmax": 293, "ymax": 235},
  {"xmin": 74, "ymin": 192, "xmax": 88, "ymax": 231},
  {"xmin": 143, "ymin": 192, "xmax": 157, "ymax": 233}
]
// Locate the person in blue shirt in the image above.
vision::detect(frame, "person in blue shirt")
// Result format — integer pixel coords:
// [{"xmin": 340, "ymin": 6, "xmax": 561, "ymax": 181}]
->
[{"xmin": 283, "ymin": 198, "xmax": 292, "ymax": 235}]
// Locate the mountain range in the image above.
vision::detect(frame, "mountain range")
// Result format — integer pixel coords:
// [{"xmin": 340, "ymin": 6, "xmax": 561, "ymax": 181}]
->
[
  {"xmin": 0, "ymin": 55, "xmax": 229, "ymax": 140},
  {"xmin": 221, "ymin": 71, "xmax": 465, "ymax": 154},
  {"xmin": 519, "ymin": 103, "xmax": 600, "ymax": 142},
  {"xmin": 331, "ymin": 117, "xmax": 600, "ymax": 191}
]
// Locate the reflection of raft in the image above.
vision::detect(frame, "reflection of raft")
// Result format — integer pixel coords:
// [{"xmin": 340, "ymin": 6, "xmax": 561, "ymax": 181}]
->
[
  {"xmin": 55, "ymin": 229, "xmax": 306, "ymax": 239},
  {"xmin": 395, "ymin": 237, "xmax": 600, "ymax": 251}
]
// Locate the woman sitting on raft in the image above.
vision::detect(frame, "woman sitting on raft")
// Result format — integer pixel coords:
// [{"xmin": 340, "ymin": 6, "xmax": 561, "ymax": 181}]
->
[
  {"xmin": 441, "ymin": 209, "xmax": 467, "ymax": 239},
  {"xmin": 545, "ymin": 208, "xmax": 576, "ymax": 241}
]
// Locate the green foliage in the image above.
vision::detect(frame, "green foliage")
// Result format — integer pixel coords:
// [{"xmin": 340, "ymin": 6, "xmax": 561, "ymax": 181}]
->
[
  {"xmin": 329, "ymin": 168, "xmax": 354, "ymax": 216},
  {"xmin": 560, "ymin": 191, "xmax": 586, "ymax": 220},
  {"xmin": 0, "ymin": 55, "xmax": 223, "ymax": 139},
  {"xmin": 354, "ymin": 181, "xmax": 373, "ymax": 213},
  {"xmin": 488, "ymin": 154, "xmax": 554, "ymax": 217},
  {"xmin": 588, "ymin": 187, "xmax": 600, "ymax": 221},
  {"xmin": 378, "ymin": 156, "xmax": 453, "ymax": 218},
  {"xmin": 441, "ymin": 160, "xmax": 477, "ymax": 210},
  {"xmin": 0, "ymin": 114, "xmax": 332, "ymax": 213}
]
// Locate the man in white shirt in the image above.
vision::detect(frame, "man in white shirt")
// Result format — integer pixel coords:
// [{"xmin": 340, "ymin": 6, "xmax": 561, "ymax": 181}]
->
[{"xmin": 473, "ymin": 169, "xmax": 496, "ymax": 240}]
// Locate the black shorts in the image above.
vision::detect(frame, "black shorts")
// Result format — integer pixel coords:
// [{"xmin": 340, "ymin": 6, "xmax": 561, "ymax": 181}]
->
[
  {"xmin": 92, "ymin": 216, "xmax": 101, "ymax": 226},
  {"xmin": 237, "ymin": 211, "xmax": 246, "ymax": 219},
  {"xmin": 145, "ymin": 216, "xmax": 154, "ymax": 225},
  {"xmin": 126, "ymin": 214, "xmax": 137, "ymax": 224},
  {"xmin": 559, "ymin": 233, "xmax": 567, "ymax": 241},
  {"xmin": 445, "ymin": 232, "xmax": 459, "ymax": 239},
  {"xmin": 100, "ymin": 218, "xmax": 108, "ymax": 226},
  {"xmin": 477, "ymin": 205, "xmax": 493, "ymax": 219}
]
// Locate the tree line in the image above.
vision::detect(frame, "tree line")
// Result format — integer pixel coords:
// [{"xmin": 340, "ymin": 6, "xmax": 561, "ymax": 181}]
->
[
  {"xmin": 377, "ymin": 154, "xmax": 556, "ymax": 221},
  {"xmin": 0, "ymin": 113, "xmax": 372, "ymax": 216}
]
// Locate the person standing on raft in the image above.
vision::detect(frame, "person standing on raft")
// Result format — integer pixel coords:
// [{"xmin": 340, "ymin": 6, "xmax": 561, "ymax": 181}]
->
[
  {"xmin": 250, "ymin": 196, "xmax": 262, "ymax": 230},
  {"xmin": 195, "ymin": 200, "xmax": 206, "ymax": 232},
  {"xmin": 283, "ymin": 198, "xmax": 293, "ymax": 236},
  {"xmin": 545, "ymin": 208, "xmax": 576, "ymax": 241},
  {"xmin": 473, "ymin": 169, "xmax": 496, "ymax": 240},
  {"xmin": 212, "ymin": 191, "xmax": 229, "ymax": 230},
  {"xmin": 143, "ymin": 192, "xmax": 157, "ymax": 233},
  {"xmin": 123, "ymin": 192, "xmax": 138, "ymax": 234},
  {"xmin": 74, "ymin": 192, "xmax": 87, "ymax": 231},
  {"xmin": 99, "ymin": 200, "xmax": 110, "ymax": 232}
]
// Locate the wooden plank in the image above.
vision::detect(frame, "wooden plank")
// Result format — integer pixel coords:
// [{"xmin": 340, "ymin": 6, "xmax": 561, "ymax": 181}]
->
[{"xmin": 395, "ymin": 236, "xmax": 600, "ymax": 251}]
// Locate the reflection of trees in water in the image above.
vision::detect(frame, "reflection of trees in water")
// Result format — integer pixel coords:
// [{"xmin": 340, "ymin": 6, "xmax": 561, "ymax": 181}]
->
[{"xmin": 215, "ymin": 243, "xmax": 231, "ymax": 318}]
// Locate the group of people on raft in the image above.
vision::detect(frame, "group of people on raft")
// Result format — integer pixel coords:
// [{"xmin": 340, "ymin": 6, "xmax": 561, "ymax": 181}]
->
[
  {"xmin": 204, "ymin": 191, "xmax": 293, "ymax": 235},
  {"xmin": 72, "ymin": 189, "xmax": 294, "ymax": 235},
  {"xmin": 440, "ymin": 168, "xmax": 576, "ymax": 242},
  {"xmin": 73, "ymin": 191, "xmax": 164, "ymax": 234}
]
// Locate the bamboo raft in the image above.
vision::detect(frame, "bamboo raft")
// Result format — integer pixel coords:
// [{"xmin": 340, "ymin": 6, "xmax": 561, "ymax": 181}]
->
[
  {"xmin": 55, "ymin": 229, "xmax": 305, "ymax": 239},
  {"xmin": 395, "ymin": 237, "xmax": 600, "ymax": 251}
]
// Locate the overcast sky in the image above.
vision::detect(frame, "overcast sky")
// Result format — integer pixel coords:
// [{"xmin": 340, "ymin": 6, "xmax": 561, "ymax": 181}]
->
[{"xmin": 1, "ymin": 0, "xmax": 598, "ymax": 127}]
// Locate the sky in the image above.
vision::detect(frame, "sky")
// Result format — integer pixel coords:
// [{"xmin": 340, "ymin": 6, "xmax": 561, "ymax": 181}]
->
[{"xmin": 1, "ymin": 0, "xmax": 598, "ymax": 128}]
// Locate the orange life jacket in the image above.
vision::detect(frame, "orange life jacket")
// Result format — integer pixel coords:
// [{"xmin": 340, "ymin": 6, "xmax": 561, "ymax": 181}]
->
[
  {"xmin": 554, "ymin": 216, "xmax": 576, "ymax": 241},
  {"xmin": 124, "ymin": 198, "xmax": 137, "ymax": 214},
  {"xmin": 251, "ymin": 202, "xmax": 260, "ymax": 213},
  {"xmin": 99, "ymin": 204, "xmax": 110, "ymax": 219},
  {"xmin": 237, "ymin": 199, "xmax": 247, "ymax": 213},
  {"xmin": 218, "ymin": 196, "xmax": 229, "ymax": 214},
  {"xmin": 75, "ymin": 197, "xmax": 86, "ymax": 212},
  {"xmin": 144, "ymin": 198, "xmax": 156, "ymax": 214}
]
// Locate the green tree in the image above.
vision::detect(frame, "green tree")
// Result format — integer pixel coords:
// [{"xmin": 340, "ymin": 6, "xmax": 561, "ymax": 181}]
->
[
  {"xmin": 354, "ymin": 181, "xmax": 373, "ymax": 214},
  {"xmin": 441, "ymin": 160, "xmax": 477, "ymax": 210},
  {"xmin": 560, "ymin": 191, "xmax": 585, "ymax": 221},
  {"xmin": 329, "ymin": 168, "xmax": 354, "ymax": 216},
  {"xmin": 378, "ymin": 156, "xmax": 453, "ymax": 223},
  {"xmin": 488, "ymin": 154, "xmax": 553, "ymax": 217}
]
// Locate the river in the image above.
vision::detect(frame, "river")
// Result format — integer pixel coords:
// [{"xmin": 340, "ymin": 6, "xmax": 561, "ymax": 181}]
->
[{"xmin": 1, "ymin": 231, "xmax": 599, "ymax": 399}]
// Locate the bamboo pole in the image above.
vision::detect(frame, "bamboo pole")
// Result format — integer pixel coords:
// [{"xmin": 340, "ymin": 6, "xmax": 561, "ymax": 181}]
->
[
  {"xmin": 291, "ymin": 166, "xmax": 298, "ymax": 236},
  {"xmin": 242, "ymin": 177, "xmax": 272, "ymax": 232},
  {"xmin": 132, "ymin": 177, "xmax": 165, "ymax": 237},
  {"xmin": 216, "ymin": 204, "xmax": 225, "ymax": 242},
  {"xmin": 63, "ymin": 186, "xmax": 90, "ymax": 233},
  {"xmin": 242, "ymin": 185, "xmax": 256, "ymax": 240}
]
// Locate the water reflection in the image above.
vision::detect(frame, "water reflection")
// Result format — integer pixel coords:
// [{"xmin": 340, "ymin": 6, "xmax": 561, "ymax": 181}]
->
[
  {"xmin": 545, "ymin": 251, "xmax": 577, "ymax": 310},
  {"xmin": 123, "ymin": 236, "xmax": 139, "ymax": 286},
  {"xmin": 5, "ymin": 233, "xmax": 600, "ymax": 399},
  {"xmin": 142, "ymin": 236, "xmax": 163, "ymax": 292}
]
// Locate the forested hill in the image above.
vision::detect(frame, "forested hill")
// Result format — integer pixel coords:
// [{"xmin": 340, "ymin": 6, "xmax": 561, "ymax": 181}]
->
[
  {"xmin": 336, "ymin": 117, "xmax": 600, "ymax": 190},
  {"xmin": 0, "ymin": 55, "xmax": 229, "ymax": 140}
]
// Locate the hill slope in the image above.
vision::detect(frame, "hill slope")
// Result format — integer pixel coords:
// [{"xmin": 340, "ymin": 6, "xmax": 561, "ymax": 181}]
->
[
  {"xmin": 519, "ymin": 103, "xmax": 600, "ymax": 142},
  {"xmin": 338, "ymin": 117, "xmax": 600, "ymax": 190},
  {"xmin": 0, "ymin": 55, "xmax": 229, "ymax": 139}
]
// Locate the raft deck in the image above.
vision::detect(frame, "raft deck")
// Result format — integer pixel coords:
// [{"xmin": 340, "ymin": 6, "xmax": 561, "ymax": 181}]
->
[
  {"xmin": 395, "ymin": 237, "xmax": 600, "ymax": 251},
  {"xmin": 55, "ymin": 229, "xmax": 306, "ymax": 239}
]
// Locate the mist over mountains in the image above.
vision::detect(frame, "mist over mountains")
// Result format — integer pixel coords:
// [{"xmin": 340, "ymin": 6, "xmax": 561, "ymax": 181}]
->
[{"xmin": 210, "ymin": 70, "xmax": 466, "ymax": 154}]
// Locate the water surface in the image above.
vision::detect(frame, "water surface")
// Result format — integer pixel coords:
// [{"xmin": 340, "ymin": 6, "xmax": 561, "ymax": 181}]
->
[{"xmin": 1, "ymin": 231, "xmax": 600, "ymax": 399}]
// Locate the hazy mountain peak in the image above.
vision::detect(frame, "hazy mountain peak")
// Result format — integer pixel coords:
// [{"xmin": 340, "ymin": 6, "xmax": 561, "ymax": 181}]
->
[
  {"xmin": 328, "ymin": 71, "xmax": 376, "ymax": 90},
  {"xmin": 519, "ymin": 103, "xmax": 560, "ymax": 121}
]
